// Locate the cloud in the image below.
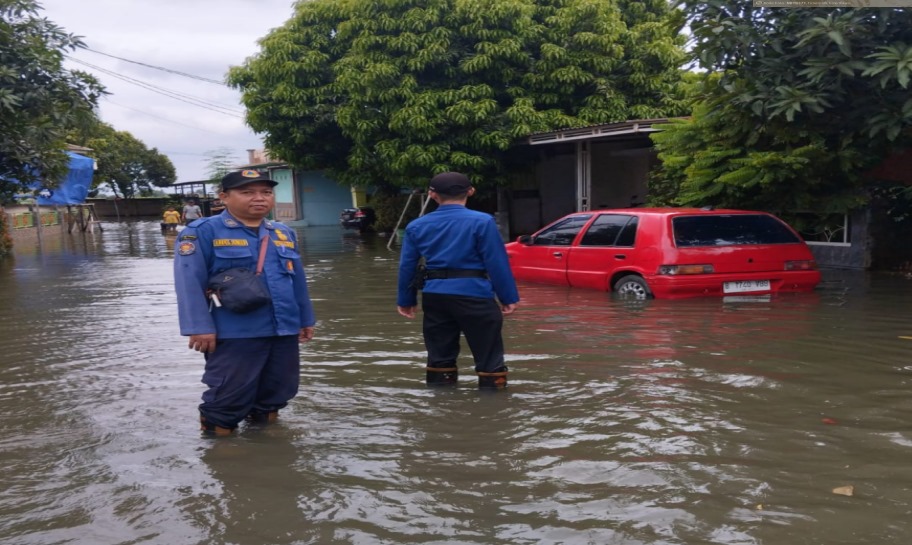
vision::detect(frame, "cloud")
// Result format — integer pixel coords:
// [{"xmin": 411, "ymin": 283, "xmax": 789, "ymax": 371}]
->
[{"xmin": 40, "ymin": 0, "xmax": 297, "ymax": 183}]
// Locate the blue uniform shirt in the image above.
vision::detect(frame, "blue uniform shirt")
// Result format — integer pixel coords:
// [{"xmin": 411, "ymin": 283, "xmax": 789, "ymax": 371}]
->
[
  {"xmin": 397, "ymin": 204, "xmax": 520, "ymax": 307},
  {"xmin": 174, "ymin": 211, "xmax": 316, "ymax": 338}
]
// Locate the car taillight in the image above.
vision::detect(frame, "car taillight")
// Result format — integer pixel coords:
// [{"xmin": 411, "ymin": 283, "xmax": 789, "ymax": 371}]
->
[
  {"xmin": 355, "ymin": 210, "xmax": 365, "ymax": 218},
  {"xmin": 785, "ymin": 260, "xmax": 817, "ymax": 271},
  {"xmin": 657, "ymin": 264, "xmax": 714, "ymax": 275}
]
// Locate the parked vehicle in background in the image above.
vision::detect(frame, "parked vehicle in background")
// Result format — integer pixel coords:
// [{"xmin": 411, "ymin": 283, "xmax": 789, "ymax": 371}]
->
[
  {"xmin": 505, "ymin": 208, "xmax": 821, "ymax": 299},
  {"xmin": 340, "ymin": 206, "xmax": 376, "ymax": 233}
]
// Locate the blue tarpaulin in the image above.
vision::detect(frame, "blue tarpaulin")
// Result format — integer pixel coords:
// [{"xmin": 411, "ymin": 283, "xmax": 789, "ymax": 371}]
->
[{"xmin": 34, "ymin": 152, "xmax": 95, "ymax": 205}]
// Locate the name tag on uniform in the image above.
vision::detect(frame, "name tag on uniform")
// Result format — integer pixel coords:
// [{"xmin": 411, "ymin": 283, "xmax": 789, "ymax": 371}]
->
[
  {"xmin": 273, "ymin": 240, "xmax": 295, "ymax": 248},
  {"xmin": 213, "ymin": 239, "xmax": 249, "ymax": 247}
]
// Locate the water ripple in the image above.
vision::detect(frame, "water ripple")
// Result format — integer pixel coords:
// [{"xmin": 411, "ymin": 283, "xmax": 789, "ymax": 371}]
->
[{"xmin": 1, "ymin": 224, "xmax": 911, "ymax": 544}]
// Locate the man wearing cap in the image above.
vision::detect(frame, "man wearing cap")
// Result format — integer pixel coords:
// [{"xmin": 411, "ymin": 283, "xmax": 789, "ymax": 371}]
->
[
  {"xmin": 174, "ymin": 169, "xmax": 316, "ymax": 435},
  {"xmin": 397, "ymin": 172, "xmax": 520, "ymax": 389}
]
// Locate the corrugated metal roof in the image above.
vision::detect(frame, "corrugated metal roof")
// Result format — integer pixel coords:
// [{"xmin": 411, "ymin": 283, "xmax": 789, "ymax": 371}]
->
[{"xmin": 526, "ymin": 118, "xmax": 680, "ymax": 145}]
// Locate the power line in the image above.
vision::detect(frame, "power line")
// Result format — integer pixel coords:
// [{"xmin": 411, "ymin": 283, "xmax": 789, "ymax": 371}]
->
[
  {"xmin": 70, "ymin": 57, "xmax": 245, "ymax": 115},
  {"xmin": 84, "ymin": 47, "xmax": 227, "ymax": 86},
  {"xmin": 69, "ymin": 57, "xmax": 246, "ymax": 118},
  {"xmin": 103, "ymin": 98, "xmax": 237, "ymax": 135}
]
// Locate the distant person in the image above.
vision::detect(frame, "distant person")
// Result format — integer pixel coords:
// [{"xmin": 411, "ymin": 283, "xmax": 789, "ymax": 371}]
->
[
  {"xmin": 182, "ymin": 199, "xmax": 202, "ymax": 224},
  {"xmin": 210, "ymin": 199, "xmax": 226, "ymax": 215},
  {"xmin": 397, "ymin": 172, "xmax": 520, "ymax": 389},
  {"xmin": 173, "ymin": 170, "xmax": 316, "ymax": 435},
  {"xmin": 161, "ymin": 206, "xmax": 181, "ymax": 233}
]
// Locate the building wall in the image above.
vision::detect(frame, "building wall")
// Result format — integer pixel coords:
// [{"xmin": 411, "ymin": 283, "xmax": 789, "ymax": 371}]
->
[
  {"xmin": 808, "ymin": 209, "xmax": 872, "ymax": 270},
  {"xmin": 511, "ymin": 142, "xmax": 653, "ymax": 236},
  {"xmin": 590, "ymin": 144, "xmax": 654, "ymax": 209},
  {"xmin": 5, "ymin": 205, "xmax": 98, "ymax": 243},
  {"xmin": 870, "ymin": 207, "xmax": 912, "ymax": 271},
  {"xmin": 536, "ymin": 147, "xmax": 577, "ymax": 226},
  {"xmin": 296, "ymin": 170, "xmax": 355, "ymax": 226},
  {"xmin": 88, "ymin": 198, "xmax": 170, "ymax": 218}
]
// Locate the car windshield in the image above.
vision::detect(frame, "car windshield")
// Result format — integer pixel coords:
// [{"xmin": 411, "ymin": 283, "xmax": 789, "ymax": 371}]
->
[{"xmin": 672, "ymin": 214, "xmax": 801, "ymax": 247}]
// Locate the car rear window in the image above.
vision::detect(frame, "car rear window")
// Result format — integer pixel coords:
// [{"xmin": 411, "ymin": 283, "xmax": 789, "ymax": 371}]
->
[{"xmin": 672, "ymin": 214, "xmax": 801, "ymax": 247}]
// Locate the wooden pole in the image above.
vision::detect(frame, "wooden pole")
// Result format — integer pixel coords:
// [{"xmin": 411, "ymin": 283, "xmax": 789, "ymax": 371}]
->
[
  {"xmin": 33, "ymin": 203, "xmax": 44, "ymax": 249},
  {"xmin": 387, "ymin": 191, "xmax": 416, "ymax": 250}
]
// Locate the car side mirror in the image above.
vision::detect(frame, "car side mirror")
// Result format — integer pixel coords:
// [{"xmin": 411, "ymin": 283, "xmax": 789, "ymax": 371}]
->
[{"xmin": 517, "ymin": 235, "xmax": 533, "ymax": 245}]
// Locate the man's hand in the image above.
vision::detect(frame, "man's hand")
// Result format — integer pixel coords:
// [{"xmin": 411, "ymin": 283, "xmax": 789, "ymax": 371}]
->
[
  {"xmin": 299, "ymin": 327, "xmax": 314, "ymax": 342},
  {"xmin": 397, "ymin": 305, "xmax": 417, "ymax": 319},
  {"xmin": 188, "ymin": 333, "xmax": 217, "ymax": 353},
  {"xmin": 501, "ymin": 303, "xmax": 517, "ymax": 315}
]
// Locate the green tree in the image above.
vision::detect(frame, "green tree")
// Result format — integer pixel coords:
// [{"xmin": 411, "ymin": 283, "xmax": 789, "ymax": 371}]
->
[
  {"xmin": 650, "ymin": 4, "xmax": 912, "ymax": 214},
  {"xmin": 0, "ymin": 0, "xmax": 104, "ymax": 200},
  {"xmin": 142, "ymin": 147, "xmax": 178, "ymax": 191},
  {"xmin": 228, "ymin": 0, "xmax": 687, "ymax": 191},
  {"xmin": 74, "ymin": 122, "xmax": 176, "ymax": 198},
  {"xmin": 203, "ymin": 146, "xmax": 238, "ymax": 182}
]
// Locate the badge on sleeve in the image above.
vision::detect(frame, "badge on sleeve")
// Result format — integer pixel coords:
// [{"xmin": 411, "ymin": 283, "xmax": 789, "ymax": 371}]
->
[{"xmin": 178, "ymin": 241, "xmax": 196, "ymax": 255}]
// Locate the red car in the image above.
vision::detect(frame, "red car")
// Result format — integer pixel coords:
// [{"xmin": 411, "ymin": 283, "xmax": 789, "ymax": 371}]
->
[{"xmin": 505, "ymin": 208, "xmax": 821, "ymax": 299}]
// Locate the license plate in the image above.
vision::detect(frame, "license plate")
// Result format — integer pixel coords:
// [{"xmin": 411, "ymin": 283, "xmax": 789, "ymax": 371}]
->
[{"xmin": 723, "ymin": 280, "xmax": 771, "ymax": 294}]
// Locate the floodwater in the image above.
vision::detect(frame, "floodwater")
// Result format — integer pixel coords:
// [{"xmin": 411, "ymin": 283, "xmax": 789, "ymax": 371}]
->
[{"xmin": 1, "ymin": 220, "xmax": 911, "ymax": 545}]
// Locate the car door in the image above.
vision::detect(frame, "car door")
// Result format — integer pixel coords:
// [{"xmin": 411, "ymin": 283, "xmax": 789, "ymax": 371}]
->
[
  {"xmin": 514, "ymin": 215, "xmax": 593, "ymax": 285},
  {"xmin": 565, "ymin": 213, "xmax": 640, "ymax": 290}
]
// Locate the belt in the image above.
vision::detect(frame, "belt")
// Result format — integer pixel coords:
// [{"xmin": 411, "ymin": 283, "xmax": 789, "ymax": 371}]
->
[{"xmin": 424, "ymin": 269, "xmax": 488, "ymax": 280}]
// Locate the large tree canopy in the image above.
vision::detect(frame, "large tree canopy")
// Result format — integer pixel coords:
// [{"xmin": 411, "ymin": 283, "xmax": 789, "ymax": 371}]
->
[
  {"xmin": 72, "ymin": 121, "xmax": 176, "ymax": 199},
  {"xmin": 650, "ymin": 4, "xmax": 912, "ymax": 214},
  {"xmin": 0, "ymin": 0, "xmax": 104, "ymax": 199},
  {"xmin": 228, "ymin": 0, "xmax": 686, "ymax": 190}
]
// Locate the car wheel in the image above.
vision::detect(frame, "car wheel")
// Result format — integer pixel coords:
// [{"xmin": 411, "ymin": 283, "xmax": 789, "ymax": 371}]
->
[{"xmin": 614, "ymin": 275, "xmax": 652, "ymax": 299}]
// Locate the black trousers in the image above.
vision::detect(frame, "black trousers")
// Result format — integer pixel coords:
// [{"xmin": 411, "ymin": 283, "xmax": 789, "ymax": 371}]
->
[
  {"xmin": 421, "ymin": 292, "xmax": 507, "ymax": 373},
  {"xmin": 201, "ymin": 336, "xmax": 300, "ymax": 429}
]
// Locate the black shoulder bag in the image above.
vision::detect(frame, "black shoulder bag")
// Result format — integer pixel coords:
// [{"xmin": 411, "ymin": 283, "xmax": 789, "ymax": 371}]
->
[{"xmin": 207, "ymin": 235, "xmax": 272, "ymax": 313}]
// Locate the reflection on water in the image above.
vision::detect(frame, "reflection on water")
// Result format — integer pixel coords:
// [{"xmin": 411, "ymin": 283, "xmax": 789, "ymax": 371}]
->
[{"xmin": 1, "ymin": 220, "xmax": 911, "ymax": 544}]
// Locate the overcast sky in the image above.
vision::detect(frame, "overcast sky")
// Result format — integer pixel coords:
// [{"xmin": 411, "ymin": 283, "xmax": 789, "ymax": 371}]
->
[{"xmin": 39, "ymin": 0, "xmax": 298, "ymax": 184}]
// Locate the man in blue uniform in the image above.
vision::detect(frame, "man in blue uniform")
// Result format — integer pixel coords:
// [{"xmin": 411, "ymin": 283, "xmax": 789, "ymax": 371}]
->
[
  {"xmin": 397, "ymin": 172, "xmax": 520, "ymax": 389},
  {"xmin": 174, "ymin": 169, "xmax": 316, "ymax": 435}
]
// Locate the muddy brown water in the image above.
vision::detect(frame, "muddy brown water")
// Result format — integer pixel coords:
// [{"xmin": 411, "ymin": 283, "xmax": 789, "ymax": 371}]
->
[{"xmin": 1, "ymin": 220, "xmax": 910, "ymax": 545}]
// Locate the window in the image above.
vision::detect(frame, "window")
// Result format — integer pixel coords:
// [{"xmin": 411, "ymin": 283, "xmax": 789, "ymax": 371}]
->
[
  {"xmin": 580, "ymin": 214, "xmax": 638, "ymax": 246},
  {"xmin": 533, "ymin": 215, "xmax": 592, "ymax": 246},
  {"xmin": 616, "ymin": 216, "xmax": 639, "ymax": 246},
  {"xmin": 792, "ymin": 212, "xmax": 851, "ymax": 245},
  {"xmin": 672, "ymin": 214, "xmax": 801, "ymax": 247}
]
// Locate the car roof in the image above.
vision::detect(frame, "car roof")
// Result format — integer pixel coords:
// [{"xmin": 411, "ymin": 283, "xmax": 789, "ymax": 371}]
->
[{"xmin": 573, "ymin": 208, "xmax": 768, "ymax": 218}]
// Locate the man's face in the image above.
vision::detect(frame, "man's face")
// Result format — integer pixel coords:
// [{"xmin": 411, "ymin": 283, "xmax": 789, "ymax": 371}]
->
[{"xmin": 220, "ymin": 182, "xmax": 275, "ymax": 223}]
